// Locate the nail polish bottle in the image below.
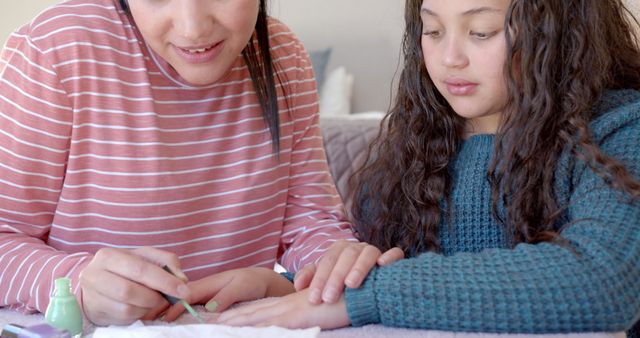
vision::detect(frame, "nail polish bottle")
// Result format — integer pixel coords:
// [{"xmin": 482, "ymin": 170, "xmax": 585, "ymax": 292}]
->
[{"xmin": 45, "ymin": 278, "xmax": 83, "ymax": 337}]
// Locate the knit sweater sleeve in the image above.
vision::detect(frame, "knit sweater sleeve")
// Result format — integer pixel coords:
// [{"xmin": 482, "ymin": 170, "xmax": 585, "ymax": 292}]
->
[{"xmin": 344, "ymin": 100, "xmax": 640, "ymax": 333}]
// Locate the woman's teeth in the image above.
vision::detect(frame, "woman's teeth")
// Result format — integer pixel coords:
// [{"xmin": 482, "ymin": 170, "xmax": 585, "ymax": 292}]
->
[{"xmin": 188, "ymin": 47, "xmax": 209, "ymax": 53}]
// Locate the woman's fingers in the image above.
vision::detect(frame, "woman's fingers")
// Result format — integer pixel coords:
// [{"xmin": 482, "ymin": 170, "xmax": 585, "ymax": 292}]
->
[
  {"xmin": 141, "ymin": 302, "xmax": 170, "ymax": 321},
  {"xmin": 80, "ymin": 247, "xmax": 191, "ymax": 325},
  {"xmin": 343, "ymin": 245, "xmax": 381, "ymax": 288},
  {"xmin": 81, "ymin": 286, "xmax": 150, "ymax": 326},
  {"xmin": 306, "ymin": 241, "xmax": 351, "ymax": 304},
  {"xmin": 201, "ymin": 280, "xmax": 249, "ymax": 314},
  {"xmin": 320, "ymin": 244, "xmax": 366, "ymax": 303},
  {"xmin": 307, "ymin": 242, "xmax": 386, "ymax": 303},
  {"xmin": 164, "ymin": 272, "xmax": 233, "ymax": 321},
  {"xmin": 132, "ymin": 247, "xmax": 188, "ymax": 282},
  {"xmin": 166, "ymin": 267, "xmax": 283, "ymax": 322},
  {"xmin": 293, "ymin": 263, "xmax": 316, "ymax": 291},
  {"xmin": 92, "ymin": 248, "xmax": 190, "ymax": 301},
  {"xmin": 81, "ymin": 267, "xmax": 164, "ymax": 308},
  {"xmin": 377, "ymin": 247, "xmax": 404, "ymax": 266}
]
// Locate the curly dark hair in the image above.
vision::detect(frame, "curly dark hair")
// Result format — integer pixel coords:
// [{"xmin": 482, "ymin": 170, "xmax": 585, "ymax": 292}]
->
[{"xmin": 350, "ymin": 0, "xmax": 640, "ymax": 253}]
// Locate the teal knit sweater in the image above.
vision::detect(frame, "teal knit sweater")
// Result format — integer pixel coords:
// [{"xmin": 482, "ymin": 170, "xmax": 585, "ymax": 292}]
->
[{"xmin": 344, "ymin": 89, "xmax": 640, "ymax": 334}]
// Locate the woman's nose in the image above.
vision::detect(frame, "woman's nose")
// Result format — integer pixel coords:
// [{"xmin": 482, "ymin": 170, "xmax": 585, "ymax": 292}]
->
[{"xmin": 174, "ymin": 0, "xmax": 213, "ymax": 41}]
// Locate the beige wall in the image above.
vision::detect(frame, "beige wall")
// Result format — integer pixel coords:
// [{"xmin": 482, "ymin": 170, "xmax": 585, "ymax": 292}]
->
[
  {"xmin": 627, "ymin": 0, "xmax": 640, "ymax": 35},
  {"xmin": 271, "ymin": 0, "xmax": 404, "ymax": 113},
  {"xmin": 271, "ymin": 0, "xmax": 640, "ymax": 112},
  {"xmin": 629, "ymin": 0, "xmax": 640, "ymax": 18},
  {"xmin": 0, "ymin": 0, "xmax": 61, "ymax": 46},
  {"xmin": 2, "ymin": 0, "xmax": 639, "ymax": 111},
  {"xmin": 0, "ymin": 0, "xmax": 404, "ymax": 113}
]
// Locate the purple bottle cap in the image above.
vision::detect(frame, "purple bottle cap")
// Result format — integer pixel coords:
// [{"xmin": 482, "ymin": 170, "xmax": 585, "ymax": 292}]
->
[{"xmin": 1, "ymin": 323, "xmax": 72, "ymax": 338}]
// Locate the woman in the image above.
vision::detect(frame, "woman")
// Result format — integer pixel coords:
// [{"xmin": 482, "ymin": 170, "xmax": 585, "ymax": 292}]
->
[{"xmin": 0, "ymin": 0, "xmax": 398, "ymax": 326}]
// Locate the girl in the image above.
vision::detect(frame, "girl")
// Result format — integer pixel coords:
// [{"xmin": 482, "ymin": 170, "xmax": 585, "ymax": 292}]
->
[
  {"xmin": 214, "ymin": 0, "xmax": 640, "ymax": 335},
  {"xmin": 0, "ymin": 0, "xmax": 398, "ymax": 326}
]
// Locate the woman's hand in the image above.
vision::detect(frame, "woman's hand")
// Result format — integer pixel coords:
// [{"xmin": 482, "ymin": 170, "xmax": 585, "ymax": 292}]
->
[
  {"xmin": 294, "ymin": 241, "xmax": 404, "ymax": 304},
  {"xmin": 214, "ymin": 288, "xmax": 350, "ymax": 330},
  {"xmin": 163, "ymin": 267, "xmax": 295, "ymax": 321},
  {"xmin": 79, "ymin": 247, "xmax": 190, "ymax": 326}
]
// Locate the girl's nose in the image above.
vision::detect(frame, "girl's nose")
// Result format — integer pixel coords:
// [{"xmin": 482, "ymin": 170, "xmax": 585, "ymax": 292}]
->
[{"xmin": 441, "ymin": 36, "xmax": 469, "ymax": 69}]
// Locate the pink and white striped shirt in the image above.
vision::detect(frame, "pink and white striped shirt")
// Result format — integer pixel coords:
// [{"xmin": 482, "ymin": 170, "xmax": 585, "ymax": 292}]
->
[{"xmin": 0, "ymin": 0, "xmax": 355, "ymax": 313}]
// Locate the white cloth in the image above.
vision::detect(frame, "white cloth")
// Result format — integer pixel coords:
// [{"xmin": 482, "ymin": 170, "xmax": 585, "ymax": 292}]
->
[{"xmin": 92, "ymin": 320, "xmax": 319, "ymax": 338}]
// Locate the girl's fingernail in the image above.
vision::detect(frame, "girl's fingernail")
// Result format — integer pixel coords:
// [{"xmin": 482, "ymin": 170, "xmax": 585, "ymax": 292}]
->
[
  {"xmin": 205, "ymin": 300, "xmax": 218, "ymax": 312},
  {"xmin": 308, "ymin": 288, "xmax": 321, "ymax": 303},
  {"xmin": 159, "ymin": 314, "xmax": 166, "ymax": 321}
]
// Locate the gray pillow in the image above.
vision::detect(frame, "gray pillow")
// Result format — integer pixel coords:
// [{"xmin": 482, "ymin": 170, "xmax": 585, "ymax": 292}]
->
[{"xmin": 308, "ymin": 48, "xmax": 332, "ymax": 91}]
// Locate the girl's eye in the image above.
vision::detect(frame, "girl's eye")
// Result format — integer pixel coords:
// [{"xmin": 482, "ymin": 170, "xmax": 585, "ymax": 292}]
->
[
  {"xmin": 470, "ymin": 31, "xmax": 497, "ymax": 40},
  {"xmin": 423, "ymin": 30, "xmax": 442, "ymax": 38}
]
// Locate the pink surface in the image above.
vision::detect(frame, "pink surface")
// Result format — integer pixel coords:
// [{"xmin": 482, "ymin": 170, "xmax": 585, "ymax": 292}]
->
[{"xmin": 0, "ymin": 307, "xmax": 625, "ymax": 338}]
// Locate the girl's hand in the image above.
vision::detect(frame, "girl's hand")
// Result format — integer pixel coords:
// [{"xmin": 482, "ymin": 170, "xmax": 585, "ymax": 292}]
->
[
  {"xmin": 294, "ymin": 241, "xmax": 404, "ymax": 304},
  {"xmin": 214, "ymin": 288, "xmax": 350, "ymax": 330},
  {"xmin": 163, "ymin": 267, "xmax": 294, "ymax": 321},
  {"xmin": 79, "ymin": 247, "xmax": 190, "ymax": 326}
]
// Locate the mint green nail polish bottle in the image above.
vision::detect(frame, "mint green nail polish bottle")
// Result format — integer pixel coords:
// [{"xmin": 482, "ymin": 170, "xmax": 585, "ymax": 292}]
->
[{"xmin": 45, "ymin": 277, "xmax": 83, "ymax": 337}]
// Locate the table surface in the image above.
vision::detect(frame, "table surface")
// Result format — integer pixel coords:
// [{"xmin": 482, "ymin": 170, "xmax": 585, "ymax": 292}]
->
[{"xmin": 0, "ymin": 307, "xmax": 626, "ymax": 338}]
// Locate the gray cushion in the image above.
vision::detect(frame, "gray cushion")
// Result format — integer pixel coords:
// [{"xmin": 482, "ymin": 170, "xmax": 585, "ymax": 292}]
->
[
  {"xmin": 309, "ymin": 48, "xmax": 332, "ymax": 91},
  {"xmin": 320, "ymin": 116, "xmax": 381, "ymax": 210}
]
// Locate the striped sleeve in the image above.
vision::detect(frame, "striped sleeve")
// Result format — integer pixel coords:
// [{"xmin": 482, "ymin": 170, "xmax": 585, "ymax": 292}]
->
[
  {"xmin": 0, "ymin": 27, "xmax": 92, "ymax": 313},
  {"xmin": 275, "ymin": 28, "xmax": 357, "ymax": 272}
]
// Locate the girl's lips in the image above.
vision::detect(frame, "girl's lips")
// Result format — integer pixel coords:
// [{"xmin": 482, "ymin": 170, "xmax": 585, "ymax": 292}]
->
[
  {"xmin": 444, "ymin": 80, "xmax": 478, "ymax": 96},
  {"xmin": 174, "ymin": 41, "xmax": 224, "ymax": 64}
]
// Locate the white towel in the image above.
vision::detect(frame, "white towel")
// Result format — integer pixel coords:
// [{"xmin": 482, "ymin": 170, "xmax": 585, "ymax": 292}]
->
[{"xmin": 93, "ymin": 320, "xmax": 320, "ymax": 338}]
